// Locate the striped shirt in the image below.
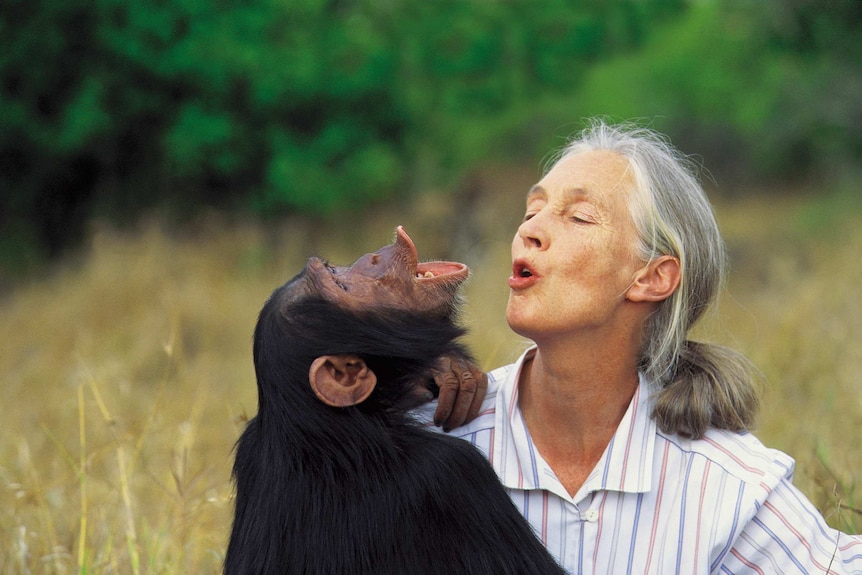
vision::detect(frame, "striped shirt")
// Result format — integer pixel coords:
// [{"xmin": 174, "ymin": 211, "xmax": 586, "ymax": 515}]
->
[{"xmin": 422, "ymin": 347, "xmax": 862, "ymax": 574}]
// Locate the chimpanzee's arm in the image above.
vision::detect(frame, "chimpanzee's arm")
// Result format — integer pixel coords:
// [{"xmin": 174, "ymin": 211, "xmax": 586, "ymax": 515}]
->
[{"xmin": 431, "ymin": 353, "xmax": 488, "ymax": 431}]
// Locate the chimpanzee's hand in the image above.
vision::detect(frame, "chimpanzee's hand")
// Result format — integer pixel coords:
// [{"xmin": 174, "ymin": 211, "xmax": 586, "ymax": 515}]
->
[{"xmin": 431, "ymin": 353, "xmax": 488, "ymax": 432}]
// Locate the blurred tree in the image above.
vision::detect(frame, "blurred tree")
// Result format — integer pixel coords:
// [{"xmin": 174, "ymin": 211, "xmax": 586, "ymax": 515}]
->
[
  {"xmin": 753, "ymin": 0, "xmax": 862, "ymax": 178},
  {"xmin": 561, "ymin": 0, "xmax": 861, "ymax": 187},
  {"xmin": 0, "ymin": 0, "xmax": 710, "ymax": 268}
]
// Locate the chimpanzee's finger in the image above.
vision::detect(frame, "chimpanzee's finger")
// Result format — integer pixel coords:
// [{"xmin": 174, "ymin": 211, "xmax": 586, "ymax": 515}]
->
[
  {"xmin": 439, "ymin": 356, "xmax": 483, "ymax": 431},
  {"xmin": 433, "ymin": 356, "xmax": 458, "ymax": 427}
]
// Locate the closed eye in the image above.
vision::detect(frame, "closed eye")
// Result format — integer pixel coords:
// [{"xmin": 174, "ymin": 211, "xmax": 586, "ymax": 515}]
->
[
  {"xmin": 324, "ymin": 263, "xmax": 349, "ymax": 290},
  {"xmin": 569, "ymin": 204, "xmax": 599, "ymax": 224}
]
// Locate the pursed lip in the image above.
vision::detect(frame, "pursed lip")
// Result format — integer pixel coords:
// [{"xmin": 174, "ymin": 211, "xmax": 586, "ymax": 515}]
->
[{"xmin": 508, "ymin": 258, "xmax": 539, "ymax": 290}]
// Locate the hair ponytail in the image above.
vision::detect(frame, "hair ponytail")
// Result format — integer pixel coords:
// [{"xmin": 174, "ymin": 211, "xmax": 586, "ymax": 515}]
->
[{"xmin": 650, "ymin": 341, "xmax": 760, "ymax": 439}]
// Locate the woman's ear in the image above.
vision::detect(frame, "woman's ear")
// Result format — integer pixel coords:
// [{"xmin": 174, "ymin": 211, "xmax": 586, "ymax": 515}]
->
[
  {"xmin": 308, "ymin": 354, "xmax": 377, "ymax": 407},
  {"xmin": 626, "ymin": 255, "xmax": 681, "ymax": 303}
]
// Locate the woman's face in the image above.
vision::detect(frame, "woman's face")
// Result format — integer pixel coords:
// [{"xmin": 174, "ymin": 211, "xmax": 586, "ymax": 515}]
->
[{"xmin": 506, "ymin": 150, "xmax": 646, "ymax": 343}]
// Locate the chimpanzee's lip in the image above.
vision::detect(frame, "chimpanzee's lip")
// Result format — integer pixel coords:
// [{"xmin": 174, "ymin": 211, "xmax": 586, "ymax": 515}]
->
[
  {"xmin": 415, "ymin": 261, "xmax": 469, "ymax": 281},
  {"xmin": 395, "ymin": 226, "xmax": 469, "ymax": 284}
]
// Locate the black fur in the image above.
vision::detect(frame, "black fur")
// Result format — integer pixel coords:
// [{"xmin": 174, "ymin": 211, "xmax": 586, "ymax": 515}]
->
[{"xmin": 225, "ymin": 270, "xmax": 565, "ymax": 574}]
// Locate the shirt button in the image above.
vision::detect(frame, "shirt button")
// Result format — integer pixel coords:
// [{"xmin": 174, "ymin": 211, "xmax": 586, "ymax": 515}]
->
[{"xmin": 584, "ymin": 509, "xmax": 599, "ymax": 522}]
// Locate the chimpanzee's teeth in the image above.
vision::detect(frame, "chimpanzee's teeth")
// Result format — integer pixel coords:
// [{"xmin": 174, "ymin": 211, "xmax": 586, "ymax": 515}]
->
[
  {"xmin": 417, "ymin": 271, "xmax": 435, "ymax": 279},
  {"xmin": 521, "ymin": 269, "xmax": 532, "ymax": 278}
]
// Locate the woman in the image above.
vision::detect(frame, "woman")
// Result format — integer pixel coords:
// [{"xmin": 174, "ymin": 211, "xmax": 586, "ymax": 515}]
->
[{"xmin": 429, "ymin": 120, "xmax": 862, "ymax": 573}]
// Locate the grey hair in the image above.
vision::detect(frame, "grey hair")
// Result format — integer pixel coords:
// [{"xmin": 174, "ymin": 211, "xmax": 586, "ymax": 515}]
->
[{"xmin": 557, "ymin": 119, "xmax": 758, "ymax": 438}]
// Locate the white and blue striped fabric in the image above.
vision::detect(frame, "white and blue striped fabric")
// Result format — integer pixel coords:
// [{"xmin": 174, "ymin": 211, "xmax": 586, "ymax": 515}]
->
[{"xmin": 422, "ymin": 347, "xmax": 862, "ymax": 574}]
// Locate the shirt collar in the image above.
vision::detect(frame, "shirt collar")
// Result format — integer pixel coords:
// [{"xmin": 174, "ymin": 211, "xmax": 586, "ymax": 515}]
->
[{"xmin": 493, "ymin": 347, "xmax": 656, "ymax": 502}]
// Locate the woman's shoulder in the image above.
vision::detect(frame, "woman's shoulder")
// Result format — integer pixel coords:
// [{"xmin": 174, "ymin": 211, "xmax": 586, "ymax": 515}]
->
[
  {"xmin": 485, "ymin": 362, "xmax": 513, "ymax": 393},
  {"xmin": 659, "ymin": 426, "xmax": 796, "ymax": 489}
]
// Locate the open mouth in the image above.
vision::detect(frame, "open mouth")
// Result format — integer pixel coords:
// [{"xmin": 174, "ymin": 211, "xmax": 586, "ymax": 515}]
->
[
  {"xmin": 514, "ymin": 262, "xmax": 533, "ymax": 278},
  {"xmin": 507, "ymin": 259, "xmax": 538, "ymax": 291},
  {"xmin": 395, "ymin": 226, "xmax": 469, "ymax": 284},
  {"xmin": 415, "ymin": 262, "xmax": 469, "ymax": 281}
]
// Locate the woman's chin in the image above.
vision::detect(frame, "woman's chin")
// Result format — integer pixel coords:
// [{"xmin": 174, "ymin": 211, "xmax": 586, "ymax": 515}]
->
[{"xmin": 505, "ymin": 309, "xmax": 536, "ymax": 340}]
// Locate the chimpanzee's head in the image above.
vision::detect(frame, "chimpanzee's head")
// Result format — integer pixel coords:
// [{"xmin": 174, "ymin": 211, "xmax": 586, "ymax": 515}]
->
[{"xmin": 253, "ymin": 226, "xmax": 470, "ymax": 415}]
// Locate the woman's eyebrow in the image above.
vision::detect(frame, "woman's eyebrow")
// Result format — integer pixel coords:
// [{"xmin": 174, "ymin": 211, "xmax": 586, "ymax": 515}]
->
[
  {"xmin": 562, "ymin": 187, "xmax": 589, "ymax": 202},
  {"xmin": 525, "ymin": 185, "xmax": 546, "ymax": 203}
]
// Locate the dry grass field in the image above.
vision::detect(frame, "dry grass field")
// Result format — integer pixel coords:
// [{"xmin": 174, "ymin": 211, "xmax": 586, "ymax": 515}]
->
[{"xmin": 1, "ymin": 175, "xmax": 860, "ymax": 573}]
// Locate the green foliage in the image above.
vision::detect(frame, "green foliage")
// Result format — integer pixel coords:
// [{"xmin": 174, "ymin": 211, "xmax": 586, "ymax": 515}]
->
[
  {"xmin": 568, "ymin": 0, "xmax": 862, "ymax": 185},
  {"xmin": 2, "ymin": 0, "xmax": 859, "ymax": 266},
  {"xmin": 0, "ymin": 0, "xmax": 682, "ymax": 263}
]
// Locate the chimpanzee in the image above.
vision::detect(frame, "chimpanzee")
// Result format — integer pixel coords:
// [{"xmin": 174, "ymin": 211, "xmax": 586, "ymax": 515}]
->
[{"xmin": 225, "ymin": 226, "xmax": 565, "ymax": 575}]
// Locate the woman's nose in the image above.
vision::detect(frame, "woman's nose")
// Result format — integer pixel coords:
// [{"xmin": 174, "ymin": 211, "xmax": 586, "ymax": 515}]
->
[{"xmin": 516, "ymin": 215, "xmax": 546, "ymax": 249}]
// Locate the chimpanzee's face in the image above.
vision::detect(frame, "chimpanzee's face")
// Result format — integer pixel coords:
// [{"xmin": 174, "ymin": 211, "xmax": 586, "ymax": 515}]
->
[{"xmin": 293, "ymin": 226, "xmax": 469, "ymax": 318}]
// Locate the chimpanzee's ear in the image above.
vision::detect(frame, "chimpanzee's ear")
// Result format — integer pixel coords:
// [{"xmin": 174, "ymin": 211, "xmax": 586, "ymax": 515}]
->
[{"xmin": 309, "ymin": 354, "xmax": 377, "ymax": 407}]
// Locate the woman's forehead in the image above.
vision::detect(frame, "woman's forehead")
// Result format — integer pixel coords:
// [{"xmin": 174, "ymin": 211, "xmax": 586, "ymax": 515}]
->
[{"xmin": 530, "ymin": 150, "xmax": 634, "ymax": 206}]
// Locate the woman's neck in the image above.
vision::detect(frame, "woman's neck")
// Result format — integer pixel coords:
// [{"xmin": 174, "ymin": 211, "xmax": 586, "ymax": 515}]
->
[{"xmin": 517, "ymin": 336, "xmax": 640, "ymax": 497}]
